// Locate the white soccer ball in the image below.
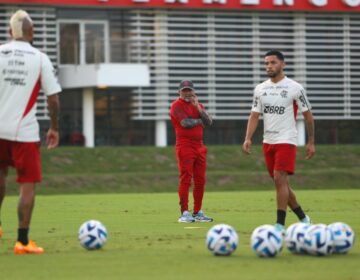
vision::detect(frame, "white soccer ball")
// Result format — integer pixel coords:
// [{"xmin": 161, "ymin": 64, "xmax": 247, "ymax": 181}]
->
[
  {"xmin": 285, "ymin": 223, "xmax": 310, "ymax": 254},
  {"xmin": 250, "ymin": 225, "xmax": 283, "ymax": 257},
  {"xmin": 206, "ymin": 224, "xmax": 238, "ymax": 256},
  {"xmin": 328, "ymin": 222, "xmax": 355, "ymax": 254},
  {"xmin": 78, "ymin": 220, "xmax": 108, "ymax": 250},
  {"xmin": 304, "ymin": 224, "xmax": 334, "ymax": 256}
]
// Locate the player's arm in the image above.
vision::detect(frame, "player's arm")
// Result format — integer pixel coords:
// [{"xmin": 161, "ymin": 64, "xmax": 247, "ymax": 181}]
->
[
  {"xmin": 190, "ymin": 95, "xmax": 213, "ymax": 126},
  {"xmin": 180, "ymin": 118, "xmax": 203, "ymax": 128},
  {"xmin": 303, "ymin": 110, "xmax": 315, "ymax": 160},
  {"xmin": 242, "ymin": 111, "xmax": 260, "ymax": 155},
  {"xmin": 197, "ymin": 107, "xmax": 212, "ymax": 126},
  {"xmin": 171, "ymin": 103, "xmax": 203, "ymax": 128},
  {"xmin": 46, "ymin": 94, "xmax": 60, "ymax": 149},
  {"xmin": 40, "ymin": 53, "xmax": 62, "ymax": 149},
  {"xmin": 296, "ymin": 86, "xmax": 315, "ymax": 159}
]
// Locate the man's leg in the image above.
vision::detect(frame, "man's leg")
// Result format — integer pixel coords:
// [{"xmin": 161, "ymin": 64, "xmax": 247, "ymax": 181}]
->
[
  {"xmin": 288, "ymin": 186, "xmax": 299, "ymax": 209},
  {"xmin": 192, "ymin": 146, "xmax": 213, "ymax": 222},
  {"xmin": 273, "ymin": 170, "xmax": 289, "ymax": 227},
  {"xmin": 0, "ymin": 168, "xmax": 7, "ymax": 238},
  {"xmin": 288, "ymin": 186, "xmax": 308, "ymax": 222},
  {"xmin": 176, "ymin": 147, "xmax": 195, "ymax": 214},
  {"xmin": 17, "ymin": 183, "xmax": 36, "ymax": 245},
  {"xmin": 12, "ymin": 142, "xmax": 44, "ymax": 254},
  {"xmin": 193, "ymin": 146, "xmax": 206, "ymax": 214},
  {"xmin": 14, "ymin": 182, "xmax": 44, "ymax": 254}
]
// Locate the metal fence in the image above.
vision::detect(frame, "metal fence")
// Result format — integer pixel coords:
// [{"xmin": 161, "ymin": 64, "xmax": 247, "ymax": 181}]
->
[{"xmin": 1, "ymin": 6, "xmax": 359, "ymax": 121}]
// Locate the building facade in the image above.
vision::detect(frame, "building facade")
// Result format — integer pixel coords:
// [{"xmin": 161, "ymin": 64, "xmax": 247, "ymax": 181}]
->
[{"xmin": 0, "ymin": 0, "xmax": 359, "ymax": 146}]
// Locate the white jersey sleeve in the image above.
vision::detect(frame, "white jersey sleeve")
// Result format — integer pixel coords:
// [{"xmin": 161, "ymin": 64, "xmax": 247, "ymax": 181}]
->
[
  {"xmin": 251, "ymin": 85, "xmax": 262, "ymax": 113},
  {"xmin": 294, "ymin": 85, "xmax": 311, "ymax": 113},
  {"xmin": 40, "ymin": 52, "xmax": 61, "ymax": 96}
]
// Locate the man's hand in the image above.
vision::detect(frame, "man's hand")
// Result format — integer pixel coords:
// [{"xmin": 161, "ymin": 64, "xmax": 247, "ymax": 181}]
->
[
  {"xmin": 190, "ymin": 94, "xmax": 201, "ymax": 109},
  {"xmin": 242, "ymin": 139, "xmax": 252, "ymax": 155},
  {"xmin": 190, "ymin": 94, "xmax": 213, "ymax": 126},
  {"xmin": 46, "ymin": 128, "xmax": 59, "ymax": 149},
  {"xmin": 305, "ymin": 143, "xmax": 315, "ymax": 160}
]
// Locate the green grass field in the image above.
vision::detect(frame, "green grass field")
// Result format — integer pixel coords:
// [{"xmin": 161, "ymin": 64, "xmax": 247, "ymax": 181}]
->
[
  {"xmin": 0, "ymin": 190, "xmax": 359, "ymax": 280},
  {"xmin": 5, "ymin": 145, "xmax": 360, "ymax": 194}
]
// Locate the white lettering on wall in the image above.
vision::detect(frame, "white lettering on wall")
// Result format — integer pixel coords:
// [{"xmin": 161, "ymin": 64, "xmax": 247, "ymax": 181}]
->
[
  {"xmin": 309, "ymin": 0, "xmax": 327, "ymax": 6},
  {"xmin": 274, "ymin": 0, "xmax": 294, "ymax": 5},
  {"xmin": 343, "ymin": 0, "xmax": 360, "ymax": 7},
  {"xmin": 203, "ymin": 0, "xmax": 227, "ymax": 4},
  {"xmin": 132, "ymin": 0, "xmax": 150, "ymax": 2},
  {"xmin": 165, "ymin": 0, "xmax": 188, "ymax": 3},
  {"xmin": 241, "ymin": 0, "xmax": 260, "ymax": 5}
]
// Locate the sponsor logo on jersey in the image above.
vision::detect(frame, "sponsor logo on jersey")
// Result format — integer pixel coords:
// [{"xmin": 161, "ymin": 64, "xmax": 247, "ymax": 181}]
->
[
  {"xmin": 265, "ymin": 130, "xmax": 279, "ymax": 134},
  {"xmin": 0, "ymin": 49, "xmax": 13, "ymax": 57},
  {"xmin": 253, "ymin": 96, "xmax": 259, "ymax": 107},
  {"xmin": 299, "ymin": 90, "xmax": 309, "ymax": 108},
  {"xmin": 280, "ymin": 90, "xmax": 288, "ymax": 98},
  {"xmin": 264, "ymin": 104, "xmax": 285, "ymax": 115}
]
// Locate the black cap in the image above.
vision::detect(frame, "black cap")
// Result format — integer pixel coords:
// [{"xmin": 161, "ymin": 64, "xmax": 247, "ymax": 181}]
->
[{"xmin": 179, "ymin": 80, "xmax": 195, "ymax": 91}]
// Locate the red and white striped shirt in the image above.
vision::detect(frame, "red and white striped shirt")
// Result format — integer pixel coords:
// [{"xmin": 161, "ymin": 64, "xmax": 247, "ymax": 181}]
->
[{"xmin": 0, "ymin": 40, "xmax": 61, "ymax": 142}]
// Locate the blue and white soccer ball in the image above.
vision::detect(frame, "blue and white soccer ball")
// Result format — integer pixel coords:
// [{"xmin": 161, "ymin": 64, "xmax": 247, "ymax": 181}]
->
[
  {"xmin": 328, "ymin": 222, "xmax": 355, "ymax": 254},
  {"xmin": 206, "ymin": 224, "xmax": 238, "ymax": 256},
  {"xmin": 250, "ymin": 225, "xmax": 283, "ymax": 257},
  {"xmin": 78, "ymin": 220, "xmax": 108, "ymax": 250},
  {"xmin": 304, "ymin": 224, "xmax": 334, "ymax": 256},
  {"xmin": 285, "ymin": 223, "xmax": 310, "ymax": 254}
]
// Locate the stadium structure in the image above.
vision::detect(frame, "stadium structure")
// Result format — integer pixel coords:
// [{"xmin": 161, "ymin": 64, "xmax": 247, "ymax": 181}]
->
[{"xmin": 0, "ymin": 0, "xmax": 359, "ymax": 147}]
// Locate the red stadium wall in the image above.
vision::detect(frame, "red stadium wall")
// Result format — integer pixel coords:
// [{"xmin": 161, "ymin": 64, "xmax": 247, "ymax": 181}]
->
[{"xmin": 0, "ymin": 0, "xmax": 359, "ymax": 12}]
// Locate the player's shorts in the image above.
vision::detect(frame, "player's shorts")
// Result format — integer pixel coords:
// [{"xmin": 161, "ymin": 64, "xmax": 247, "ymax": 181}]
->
[
  {"xmin": 0, "ymin": 139, "xmax": 41, "ymax": 183},
  {"xmin": 263, "ymin": 143, "xmax": 296, "ymax": 178}
]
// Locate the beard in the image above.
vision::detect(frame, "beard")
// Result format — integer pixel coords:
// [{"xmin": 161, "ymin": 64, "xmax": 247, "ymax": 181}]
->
[{"xmin": 267, "ymin": 71, "xmax": 278, "ymax": 78}]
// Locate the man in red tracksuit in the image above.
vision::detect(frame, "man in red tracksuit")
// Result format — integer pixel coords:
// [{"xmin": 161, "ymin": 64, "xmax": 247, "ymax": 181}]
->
[{"xmin": 170, "ymin": 80, "xmax": 213, "ymax": 223}]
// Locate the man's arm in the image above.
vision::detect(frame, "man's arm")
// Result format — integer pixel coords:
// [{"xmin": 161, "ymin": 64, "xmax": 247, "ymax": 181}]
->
[
  {"xmin": 190, "ymin": 95, "xmax": 213, "ymax": 126},
  {"xmin": 46, "ymin": 94, "xmax": 60, "ymax": 149},
  {"xmin": 242, "ymin": 111, "xmax": 260, "ymax": 154},
  {"xmin": 303, "ymin": 110, "xmax": 315, "ymax": 160},
  {"xmin": 198, "ymin": 108, "xmax": 213, "ymax": 126},
  {"xmin": 180, "ymin": 118, "xmax": 203, "ymax": 128}
]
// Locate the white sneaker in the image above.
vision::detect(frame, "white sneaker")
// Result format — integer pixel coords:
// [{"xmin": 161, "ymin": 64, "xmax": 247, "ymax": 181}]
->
[
  {"xmin": 301, "ymin": 215, "xmax": 312, "ymax": 224},
  {"xmin": 274, "ymin": 223, "xmax": 286, "ymax": 237},
  {"xmin": 178, "ymin": 211, "xmax": 195, "ymax": 223}
]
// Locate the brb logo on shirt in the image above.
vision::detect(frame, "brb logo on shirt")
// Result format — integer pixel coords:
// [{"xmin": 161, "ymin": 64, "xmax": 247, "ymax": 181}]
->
[{"xmin": 264, "ymin": 104, "xmax": 285, "ymax": 115}]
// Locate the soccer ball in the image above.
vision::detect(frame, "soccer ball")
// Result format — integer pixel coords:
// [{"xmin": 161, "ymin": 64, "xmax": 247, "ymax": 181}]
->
[
  {"xmin": 206, "ymin": 224, "xmax": 238, "ymax": 256},
  {"xmin": 78, "ymin": 220, "xmax": 108, "ymax": 250},
  {"xmin": 285, "ymin": 223, "xmax": 310, "ymax": 254},
  {"xmin": 250, "ymin": 225, "xmax": 283, "ymax": 257},
  {"xmin": 304, "ymin": 224, "xmax": 334, "ymax": 256},
  {"xmin": 328, "ymin": 222, "xmax": 355, "ymax": 254}
]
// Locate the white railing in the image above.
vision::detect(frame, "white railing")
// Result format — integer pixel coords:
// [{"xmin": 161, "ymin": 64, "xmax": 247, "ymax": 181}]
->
[{"xmin": 1, "ymin": 6, "xmax": 359, "ymax": 121}]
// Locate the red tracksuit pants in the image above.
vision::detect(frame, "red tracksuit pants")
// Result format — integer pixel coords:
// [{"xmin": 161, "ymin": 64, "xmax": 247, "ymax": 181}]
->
[{"xmin": 176, "ymin": 144, "xmax": 207, "ymax": 214}]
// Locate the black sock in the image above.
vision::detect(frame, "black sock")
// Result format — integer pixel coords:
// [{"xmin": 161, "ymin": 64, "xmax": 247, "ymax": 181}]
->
[
  {"xmin": 17, "ymin": 228, "xmax": 29, "ymax": 245},
  {"xmin": 292, "ymin": 206, "xmax": 306, "ymax": 220},
  {"xmin": 276, "ymin": 209, "xmax": 286, "ymax": 226}
]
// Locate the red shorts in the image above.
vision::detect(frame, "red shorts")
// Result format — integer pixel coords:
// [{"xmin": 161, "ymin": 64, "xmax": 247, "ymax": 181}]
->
[
  {"xmin": 263, "ymin": 143, "xmax": 296, "ymax": 178},
  {"xmin": 0, "ymin": 139, "xmax": 41, "ymax": 183}
]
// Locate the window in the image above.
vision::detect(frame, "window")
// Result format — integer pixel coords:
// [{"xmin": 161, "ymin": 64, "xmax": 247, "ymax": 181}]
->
[{"xmin": 58, "ymin": 20, "xmax": 109, "ymax": 65}]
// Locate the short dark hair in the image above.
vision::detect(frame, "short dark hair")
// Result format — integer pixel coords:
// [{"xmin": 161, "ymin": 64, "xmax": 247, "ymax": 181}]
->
[{"xmin": 265, "ymin": 50, "xmax": 285, "ymax": 61}]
